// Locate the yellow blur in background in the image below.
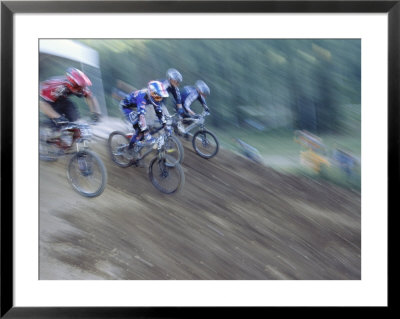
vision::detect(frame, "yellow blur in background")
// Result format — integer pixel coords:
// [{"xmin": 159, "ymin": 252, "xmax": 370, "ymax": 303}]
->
[{"xmin": 295, "ymin": 130, "xmax": 330, "ymax": 174}]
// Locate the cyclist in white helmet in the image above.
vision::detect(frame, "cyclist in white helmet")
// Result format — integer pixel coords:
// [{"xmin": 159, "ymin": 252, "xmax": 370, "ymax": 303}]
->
[
  {"xmin": 161, "ymin": 68, "xmax": 184, "ymax": 112},
  {"xmin": 120, "ymin": 80, "xmax": 169, "ymax": 149}
]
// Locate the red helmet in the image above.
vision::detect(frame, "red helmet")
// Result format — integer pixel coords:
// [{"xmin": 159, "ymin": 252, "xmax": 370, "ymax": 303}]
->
[{"xmin": 66, "ymin": 68, "xmax": 92, "ymax": 93}]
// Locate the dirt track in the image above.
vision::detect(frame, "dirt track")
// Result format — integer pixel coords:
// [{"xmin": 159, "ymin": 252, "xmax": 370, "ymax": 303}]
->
[{"xmin": 39, "ymin": 124, "xmax": 361, "ymax": 280}]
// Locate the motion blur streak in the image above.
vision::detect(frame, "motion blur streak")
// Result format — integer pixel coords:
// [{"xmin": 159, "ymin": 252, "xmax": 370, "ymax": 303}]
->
[
  {"xmin": 39, "ymin": 39, "xmax": 361, "ymax": 279},
  {"xmin": 40, "ymin": 130, "xmax": 360, "ymax": 280}
]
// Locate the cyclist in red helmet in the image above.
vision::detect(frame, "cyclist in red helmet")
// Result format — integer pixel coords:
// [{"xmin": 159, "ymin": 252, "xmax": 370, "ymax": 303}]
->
[{"xmin": 39, "ymin": 67, "xmax": 101, "ymax": 127}]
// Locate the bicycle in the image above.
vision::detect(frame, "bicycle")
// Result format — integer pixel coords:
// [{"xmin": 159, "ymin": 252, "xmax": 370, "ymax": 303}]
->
[
  {"xmin": 108, "ymin": 122, "xmax": 185, "ymax": 194},
  {"xmin": 150, "ymin": 114, "xmax": 184, "ymax": 166},
  {"xmin": 39, "ymin": 120, "xmax": 108, "ymax": 197},
  {"xmin": 173, "ymin": 111, "xmax": 219, "ymax": 159}
]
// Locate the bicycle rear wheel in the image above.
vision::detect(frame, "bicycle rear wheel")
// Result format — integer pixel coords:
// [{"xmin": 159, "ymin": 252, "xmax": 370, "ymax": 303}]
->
[
  {"xmin": 148, "ymin": 156, "xmax": 184, "ymax": 194},
  {"xmin": 192, "ymin": 129, "xmax": 219, "ymax": 159},
  {"xmin": 67, "ymin": 150, "xmax": 107, "ymax": 197},
  {"xmin": 108, "ymin": 131, "xmax": 134, "ymax": 167}
]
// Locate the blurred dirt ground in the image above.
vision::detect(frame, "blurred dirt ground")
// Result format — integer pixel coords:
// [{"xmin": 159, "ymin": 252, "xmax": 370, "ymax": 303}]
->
[{"xmin": 39, "ymin": 119, "xmax": 361, "ymax": 280}]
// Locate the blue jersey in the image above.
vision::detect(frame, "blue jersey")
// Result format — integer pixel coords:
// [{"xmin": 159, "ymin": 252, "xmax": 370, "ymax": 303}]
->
[
  {"xmin": 160, "ymin": 79, "xmax": 182, "ymax": 105},
  {"xmin": 120, "ymin": 88, "xmax": 165, "ymax": 126},
  {"xmin": 120, "ymin": 88, "xmax": 165, "ymax": 114},
  {"xmin": 181, "ymin": 86, "xmax": 208, "ymax": 113}
]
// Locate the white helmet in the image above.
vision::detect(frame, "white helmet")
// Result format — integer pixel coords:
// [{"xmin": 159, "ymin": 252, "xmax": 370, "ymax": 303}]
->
[
  {"xmin": 147, "ymin": 80, "xmax": 169, "ymax": 107},
  {"xmin": 166, "ymin": 68, "xmax": 183, "ymax": 84},
  {"xmin": 195, "ymin": 80, "xmax": 210, "ymax": 95}
]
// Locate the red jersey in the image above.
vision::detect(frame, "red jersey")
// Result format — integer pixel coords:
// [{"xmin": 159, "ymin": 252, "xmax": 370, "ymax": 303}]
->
[{"xmin": 40, "ymin": 77, "xmax": 91, "ymax": 102}]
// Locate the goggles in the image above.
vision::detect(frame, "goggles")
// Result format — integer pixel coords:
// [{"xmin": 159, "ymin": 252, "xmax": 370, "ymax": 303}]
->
[{"xmin": 151, "ymin": 92, "xmax": 163, "ymax": 102}]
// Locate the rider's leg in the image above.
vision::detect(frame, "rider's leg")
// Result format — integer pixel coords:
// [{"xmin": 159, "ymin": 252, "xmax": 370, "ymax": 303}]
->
[
  {"xmin": 128, "ymin": 132, "xmax": 142, "ymax": 148},
  {"xmin": 128, "ymin": 123, "xmax": 148, "ymax": 148},
  {"xmin": 39, "ymin": 99, "xmax": 61, "ymax": 119},
  {"xmin": 39, "ymin": 99, "xmax": 67, "ymax": 140},
  {"xmin": 128, "ymin": 123, "xmax": 141, "ymax": 149},
  {"xmin": 177, "ymin": 110, "xmax": 191, "ymax": 133},
  {"xmin": 121, "ymin": 109, "xmax": 140, "ymax": 149},
  {"xmin": 138, "ymin": 114, "xmax": 155, "ymax": 144}
]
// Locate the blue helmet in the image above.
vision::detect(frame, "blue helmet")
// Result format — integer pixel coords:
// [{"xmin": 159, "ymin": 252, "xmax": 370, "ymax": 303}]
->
[
  {"xmin": 195, "ymin": 80, "xmax": 210, "ymax": 96},
  {"xmin": 147, "ymin": 80, "xmax": 169, "ymax": 107},
  {"xmin": 166, "ymin": 68, "xmax": 183, "ymax": 84}
]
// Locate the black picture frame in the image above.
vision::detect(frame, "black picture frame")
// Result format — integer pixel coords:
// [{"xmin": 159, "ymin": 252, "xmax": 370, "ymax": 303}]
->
[{"xmin": 1, "ymin": 1, "xmax": 395, "ymax": 318}]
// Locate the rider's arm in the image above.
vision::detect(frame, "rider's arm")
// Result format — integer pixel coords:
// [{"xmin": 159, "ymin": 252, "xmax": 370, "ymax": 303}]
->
[
  {"xmin": 85, "ymin": 94, "xmax": 101, "ymax": 114},
  {"xmin": 153, "ymin": 104, "xmax": 166, "ymax": 126},
  {"xmin": 183, "ymin": 92, "xmax": 197, "ymax": 116},
  {"xmin": 83, "ymin": 89, "xmax": 102, "ymax": 122},
  {"xmin": 167, "ymin": 86, "xmax": 183, "ymax": 114},
  {"xmin": 199, "ymin": 95, "xmax": 209, "ymax": 112},
  {"xmin": 170, "ymin": 86, "xmax": 183, "ymax": 106}
]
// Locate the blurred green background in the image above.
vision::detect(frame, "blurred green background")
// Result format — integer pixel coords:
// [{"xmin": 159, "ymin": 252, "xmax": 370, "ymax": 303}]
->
[{"xmin": 39, "ymin": 39, "xmax": 361, "ymax": 191}]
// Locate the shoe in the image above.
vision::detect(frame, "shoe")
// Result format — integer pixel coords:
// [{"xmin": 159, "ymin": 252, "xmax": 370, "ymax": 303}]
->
[
  {"xmin": 135, "ymin": 140, "xmax": 145, "ymax": 148},
  {"xmin": 144, "ymin": 135, "xmax": 156, "ymax": 145}
]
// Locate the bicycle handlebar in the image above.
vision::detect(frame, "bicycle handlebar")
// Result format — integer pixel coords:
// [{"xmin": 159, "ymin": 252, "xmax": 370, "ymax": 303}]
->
[
  {"xmin": 149, "ymin": 109, "xmax": 210, "ymax": 132},
  {"xmin": 149, "ymin": 122, "xmax": 171, "ymax": 135}
]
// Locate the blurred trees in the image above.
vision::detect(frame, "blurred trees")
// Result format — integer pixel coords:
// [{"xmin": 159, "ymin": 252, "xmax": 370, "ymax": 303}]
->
[{"xmin": 79, "ymin": 39, "xmax": 360, "ymax": 134}]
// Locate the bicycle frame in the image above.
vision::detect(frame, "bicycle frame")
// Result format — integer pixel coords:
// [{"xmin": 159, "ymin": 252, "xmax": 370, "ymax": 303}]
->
[
  {"xmin": 174, "ymin": 111, "xmax": 208, "ymax": 135},
  {"xmin": 46, "ymin": 123, "xmax": 92, "ymax": 155},
  {"xmin": 124, "ymin": 125, "xmax": 168, "ymax": 162},
  {"xmin": 71, "ymin": 125, "xmax": 92, "ymax": 152},
  {"xmin": 135, "ymin": 138, "xmax": 165, "ymax": 161},
  {"xmin": 181, "ymin": 117, "xmax": 205, "ymax": 134}
]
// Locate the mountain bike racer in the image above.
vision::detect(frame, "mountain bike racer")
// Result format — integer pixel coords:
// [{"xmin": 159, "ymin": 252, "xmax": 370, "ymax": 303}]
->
[
  {"xmin": 39, "ymin": 67, "xmax": 102, "ymax": 128},
  {"xmin": 160, "ymin": 68, "xmax": 184, "ymax": 113},
  {"xmin": 120, "ymin": 80, "xmax": 169, "ymax": 150},
  {"xmin": 177, "ymin": 80, "xmax": 210, "ymax": 132}
]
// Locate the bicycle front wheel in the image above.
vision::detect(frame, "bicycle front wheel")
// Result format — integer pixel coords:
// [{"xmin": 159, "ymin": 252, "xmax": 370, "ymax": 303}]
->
[
  {"xmin": 192, "ymin": 129, "xmax": 219, "ymax": 159},
  {"xmin": 148, "ymin": 157, "xmax": 184, "ymax": 194},
  {"xmin": 165, "ymin": 135, "xmax": 184, "ymax": 166},
  {"xmin": 67, "ymin": 150, "xmax": 107, "ymax": 197}
]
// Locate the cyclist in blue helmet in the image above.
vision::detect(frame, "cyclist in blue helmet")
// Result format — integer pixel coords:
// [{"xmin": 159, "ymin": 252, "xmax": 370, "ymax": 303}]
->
[
  {"xmin": 120, "ymin": 80, "xmax": 169, "ymax": 150},
  {"xmin": 175, "ymin": 80, "xmax": 210, "ymax": 132}
]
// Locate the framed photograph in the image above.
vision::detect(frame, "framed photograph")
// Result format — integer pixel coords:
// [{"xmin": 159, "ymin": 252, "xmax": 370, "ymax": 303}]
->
[{"xmin": 1, "ymin": 0, "xmax": 395, "ymax": 317}]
